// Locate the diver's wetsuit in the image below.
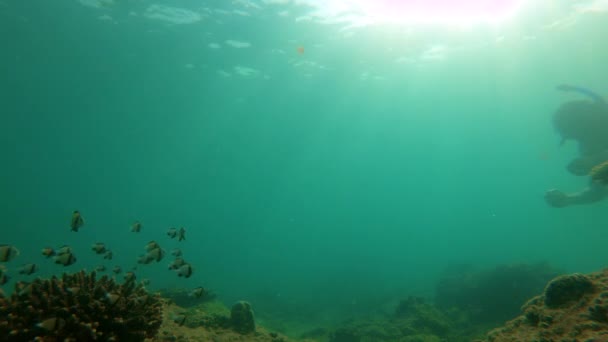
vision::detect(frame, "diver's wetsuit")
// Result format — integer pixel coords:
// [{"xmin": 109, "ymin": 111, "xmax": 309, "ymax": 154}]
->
[{"xmin": 545, "ymin": 85, "xmax": 608, "ymax": 207}]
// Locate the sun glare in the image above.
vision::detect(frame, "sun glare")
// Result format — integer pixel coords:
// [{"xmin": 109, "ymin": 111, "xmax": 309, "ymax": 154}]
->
[{"xmin": 357, "ymin": 0, "xmax": 522, "ymax": 26}]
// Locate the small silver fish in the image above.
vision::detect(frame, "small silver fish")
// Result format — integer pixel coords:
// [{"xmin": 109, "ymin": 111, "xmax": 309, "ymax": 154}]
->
[
  {"xmin": 0, "ymin": 245, "xmax": 20, "ymax": 262},
  {"xmin": 176, "ymin": 263, "xmax": 193, "ymax": 278},
  {"xmin": 18, "ymin": 263, "xmax": 37, "ymax": 275},
  {"xmin": 54, "ymin": 252, "xmax": 77, "ymax": 266},
  {"xmin": 189, "ymin": 287, "xmax": 205, "ymax": 298},
  {"xmin": 106, "ymin": 292, "xmax": 120, "ymax": 305},
  {"xmin": 37, "ymin": 317, "xmax": 66, "ymax": 331},
  {"xmin": 172, "ymin": 313, "xmax": 187, "ymax": 326}
]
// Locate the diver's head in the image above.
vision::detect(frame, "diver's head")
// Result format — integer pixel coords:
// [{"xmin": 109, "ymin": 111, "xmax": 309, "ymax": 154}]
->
[{"xmin": 553, "ymin": 100, "xmax": 608, "ymax": 143}]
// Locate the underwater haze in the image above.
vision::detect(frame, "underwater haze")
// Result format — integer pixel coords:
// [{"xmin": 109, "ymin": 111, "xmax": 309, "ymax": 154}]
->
[{"xmin": 1, "ymin": 0, "xmax": 608, "ymax": 333}]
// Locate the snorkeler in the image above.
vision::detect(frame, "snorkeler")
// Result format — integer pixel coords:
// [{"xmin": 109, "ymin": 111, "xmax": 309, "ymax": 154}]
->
[{"xmin": 545, "ymin": 85, "xmax": 608, "ymax": 208}]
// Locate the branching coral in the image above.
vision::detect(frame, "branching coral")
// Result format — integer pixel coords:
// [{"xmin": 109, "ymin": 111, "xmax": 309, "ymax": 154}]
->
[{"xmin": 0, "ymin": 270, "xmax": 162, "ymax": 341}]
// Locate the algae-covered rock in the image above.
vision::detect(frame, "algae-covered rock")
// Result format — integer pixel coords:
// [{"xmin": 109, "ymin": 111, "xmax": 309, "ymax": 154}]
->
[
  {"xmin": 436, "ymin": 262, "xmax": 560, "ymax": 324},
  {"xmin": 479, "ymin": 269, "xmax": 608, "ymax": 342},
  {"xmin": 231, "ymin": 300, "xmax": 256, "ymax": 334},
  {"xmin": 544, "ymin": 273, "xmax": 594, "ymax": 308}
]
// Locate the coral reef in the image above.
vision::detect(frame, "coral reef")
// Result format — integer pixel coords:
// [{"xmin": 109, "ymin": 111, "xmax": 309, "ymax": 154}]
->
[
  {"xmin": 480, "ymin": 269, "xmax": 608, "ymax": 342},
  {"xmin": 0, "ymin": 270, "xmax": 162, "ymax": 341},
  {"xmin": 435, "ymin": 262, "xmax": 560, "ymax": 324}
]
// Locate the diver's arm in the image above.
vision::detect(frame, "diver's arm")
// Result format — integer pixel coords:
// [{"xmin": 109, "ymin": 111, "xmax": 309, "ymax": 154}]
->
[
  {"xmin": 557, "ymin": 84, "xmax": 606, "ymax": 104},
  {"xmin": 545, "ymin": 182, "xmax": 608, "ymax": 208},
  {"xmin": 566, "ymin": 184, "xmax": 607, "ymax": 205}
]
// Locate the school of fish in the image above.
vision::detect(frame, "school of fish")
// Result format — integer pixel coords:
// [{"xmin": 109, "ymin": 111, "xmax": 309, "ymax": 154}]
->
[{"xmin": 1, "ymin": 210, "xmax": 206, "ymax": 306}]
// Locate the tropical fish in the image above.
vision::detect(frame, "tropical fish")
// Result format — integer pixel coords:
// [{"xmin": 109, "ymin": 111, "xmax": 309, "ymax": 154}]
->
[
  {"xmin": 171, "ymin": 248, "xmax": 182, "ymax": 257},
  {"xmin": 70, "ymin": 210, "xmax": 84, "ymax": 232},
  {"xmin": 41, "ymin": 247, "xmax": 55, "ymax": 258},
  {"xmin": 0, "ymin": 245, "xmax": 20, "ymax": 262},
  {"xmin": 91, "ymin": 243, "xmax": 106, "ymax": 254},
  {"xmin": 131, "ymin": 221, "xmax": 142, "ymax": 233},
  {"xmin": 145, "ymin": 241, "xmax": 160, "ymax": 251},
  {"xmin": 189, "ymin": 287, "xmax": 205, "ymax": 298},
  {"xmin": 37, "ymin": 317, "xmax": 66, "ymax": 331},
  {"xmin": 176, "ymin": 263, "xmax": 193, "ymax": 278},
  {"xmin": 138, "ymin": 247, "xmax": 165, "ymax": 264},
  {"xmin": 168, "ymin": 257, "xmax": 186, "ymax": 270},
  {"xmin": 18, "ymin": 263, "xmax": 37, "ymax": 275},
  {"xmin": 148, "ymin": 248, "xmax": 165, "ymax": 263},
  {"xmin": 103, "ymin": 250, "xmax": 113, "ymax": 260},
  {"xmin": 95, "ymin": 265, "xmax": 106, "ymax": 272},
  {"xmin": 141, "ymin": 278, "xmax": 151, "ymax": 286},
  {"xmin": 56, "ymin": 245, "xmax": 72, "ymax": 255},
  {"xmin": 54, "ymin": 252, "xmax": 76, "ymax": 266},
  {"xmin": 167, "ymin": 228, "xmax": 177, "ymax": 239},
  {"xmin": 112, "ymin": 266, "xmax": 122, "ymax": 274},
  {"xmin": 177, "ymin": 227, "xmax": 186, "ymax": 241}
]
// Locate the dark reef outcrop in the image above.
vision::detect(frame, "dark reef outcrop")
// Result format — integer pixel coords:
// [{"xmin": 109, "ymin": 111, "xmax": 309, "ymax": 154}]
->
[
  {"xmin": 481, "ymin": 269, "xmax": 608, "ymax": 342},
  {"xmin": 435, "ymin": 262, "xmax": 560, "ymax": 324},
  {"xmin": 328, "ymin": 296, "xmax": 454, "ymax": 342},
  {"xmin": 231, "ymin": 300, "xmax": 256, "ymax": 334}
]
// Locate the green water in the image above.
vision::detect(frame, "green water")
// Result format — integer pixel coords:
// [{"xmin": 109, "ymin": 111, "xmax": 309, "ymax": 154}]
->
[{"xmin": 1, "ymin": 0, "xmax": 607, "ymax": 334}]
